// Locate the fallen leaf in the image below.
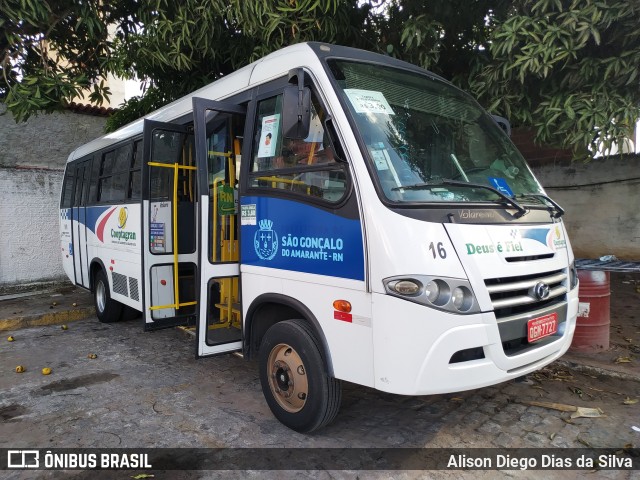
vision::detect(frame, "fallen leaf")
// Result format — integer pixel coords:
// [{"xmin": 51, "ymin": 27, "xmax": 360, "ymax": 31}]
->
[
  {"xmin": 549, "ymin": 432, "xmax": 557, "ymax": 440},
  {"xmin": 450, "ymin": 397, "xmax": 464, "ymax": 402},
  {"xmin": 131, "ymin": 475, "xmax": 155, "ymax": 479},
  {"xmin": 615, "ymin": 356, "xmax": 632, "ymax": 364},
  {"xmin": 623, "ymin": 398, "xmax": 638, "ymax": 405}
]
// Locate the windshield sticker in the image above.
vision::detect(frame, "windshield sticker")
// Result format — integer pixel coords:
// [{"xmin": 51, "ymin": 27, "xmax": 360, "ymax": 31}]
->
[
  {"xmin": 257, "ymin": 114, "xmax": 280, "ymax": 158},
  {"xmin": 369, "ymin": 144, "xmax": 390, "ymax": 170},
  {"xmin": 488, "ymin": 177, "xmax": 514, "ymax": 197},
  {"xmin": 241, "ymin": 204, "xmax": 257, "ymax": 226},
  {"xmin": 345, "ymin": 89, "xmax": 395, "ymax": 115}
]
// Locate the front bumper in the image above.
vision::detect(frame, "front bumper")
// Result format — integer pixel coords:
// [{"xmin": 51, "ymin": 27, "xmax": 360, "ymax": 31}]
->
[{"xmin": 371, "ymin": 285, "xmax": 579, "ymax": 395}]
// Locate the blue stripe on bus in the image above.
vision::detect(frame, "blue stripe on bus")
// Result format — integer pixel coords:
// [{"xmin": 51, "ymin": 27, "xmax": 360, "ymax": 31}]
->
[
  {"xmin": 240, "ymin": 196, "xmax": 364, "ymax": 281},
  {"xmin": 83, "ymin": 206, "xmax": 112, "ymax": 234}
]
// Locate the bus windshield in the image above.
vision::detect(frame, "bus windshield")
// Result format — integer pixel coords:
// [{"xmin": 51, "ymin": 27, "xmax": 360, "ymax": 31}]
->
[{"xmin": 327, "ymin": 59, "xmax": 544, "ymax": 204}]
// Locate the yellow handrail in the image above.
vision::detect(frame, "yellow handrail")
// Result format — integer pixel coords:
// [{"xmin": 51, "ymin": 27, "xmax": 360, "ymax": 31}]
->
[
  {"xmin": 147, "ymin": 161, "xmax": 197, "ymax": 311},
  {"xmin": 211, "ymin": 176, "xmax": 224, "ymax": 262}
]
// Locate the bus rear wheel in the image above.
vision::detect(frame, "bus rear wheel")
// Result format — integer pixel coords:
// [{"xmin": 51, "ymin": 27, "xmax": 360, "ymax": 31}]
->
[
  {"xmin": 93, "ymin": 269, "xmax": 123, "ymax": 323},
  {"xmin": 259, "ymin": 319, "xmax": 341, "ymax": 433}
]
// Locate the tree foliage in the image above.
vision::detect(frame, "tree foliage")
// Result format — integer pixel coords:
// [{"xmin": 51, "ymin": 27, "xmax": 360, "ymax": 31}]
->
[
  {"xmin": 2, "ymin": 0, "xmax": 639, "ymax": 157},
  {"xmin": 106, "ymin": 0, "xmax": 371, "ymax": 130},
  {"xmin": 0, "ymin": 0, "xmax": 140, "ymax": 121},
  {"xmin": 470, "ymin": 0, "xmax": 640, "ymax": 156}
]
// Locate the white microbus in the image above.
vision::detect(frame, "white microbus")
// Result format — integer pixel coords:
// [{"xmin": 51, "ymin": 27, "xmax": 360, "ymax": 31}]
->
[{"xmin": 59, "ymin": 43, "xmax": 579, "ymax": 432}]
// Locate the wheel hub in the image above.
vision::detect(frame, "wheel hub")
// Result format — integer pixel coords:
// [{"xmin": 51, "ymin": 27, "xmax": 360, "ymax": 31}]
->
[
  {"xmin": 96, "ymin": 279, "xmax": 106, "ymax": 313},
  {"xmin": 267, "ymin": 343, "xmax": 308, "ymax": 413}
]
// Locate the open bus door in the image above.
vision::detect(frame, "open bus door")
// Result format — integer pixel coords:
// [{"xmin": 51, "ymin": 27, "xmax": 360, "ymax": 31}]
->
[
  {"xmin": 142, "ymin": 120, "xmax": 199, "ymax": 330},
  {"xmin": 192, "ymin": 98, "xmax": 246, "ymax": 356}
]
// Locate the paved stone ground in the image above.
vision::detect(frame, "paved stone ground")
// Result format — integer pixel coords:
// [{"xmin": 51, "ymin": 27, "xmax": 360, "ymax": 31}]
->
[{"xmin": 1, "ymin": 317, "xmax": 638, "ymax": 479}]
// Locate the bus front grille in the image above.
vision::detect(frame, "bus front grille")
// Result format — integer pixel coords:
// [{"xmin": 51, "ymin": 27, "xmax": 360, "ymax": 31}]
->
[{"xmin": 485, "ymin": 268, "xmax": 568, "ymax": 356}]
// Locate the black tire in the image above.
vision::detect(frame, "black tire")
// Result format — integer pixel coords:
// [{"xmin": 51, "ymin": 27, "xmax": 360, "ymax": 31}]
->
[
  {"xmin": 93, "ymin": 269, "xmax": 123, "ymax": 323},
  {"xmin": 259, "ymin": 319, "xmax": 342, "ymax": 433}
]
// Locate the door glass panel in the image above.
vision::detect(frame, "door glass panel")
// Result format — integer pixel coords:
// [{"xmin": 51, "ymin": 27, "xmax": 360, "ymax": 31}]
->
[
  {"xmin": 204, "ymin": 111, "xmax": 244, "ymax": 263},
  {"xmin": 206, "ymin": 276, "xmax": 241, "ymax": 346},
  {"xmin": 148, "ymin": 128, "xmax": 196, "ymax": 255},
  {"xmin": 248, "ymin": 93, "xmax": 347, "ymax": 203}
]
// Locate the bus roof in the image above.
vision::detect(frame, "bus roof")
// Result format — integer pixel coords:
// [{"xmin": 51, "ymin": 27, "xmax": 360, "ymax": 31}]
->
[{"xmin": 67, "ymin": 42, "xmax": 446, "ymax": 162}]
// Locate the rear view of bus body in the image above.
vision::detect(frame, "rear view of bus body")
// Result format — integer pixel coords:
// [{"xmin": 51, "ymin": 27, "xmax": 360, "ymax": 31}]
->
[{"xmin": 59, "ymin": 43, "xmax": 578, "ymax": 432}]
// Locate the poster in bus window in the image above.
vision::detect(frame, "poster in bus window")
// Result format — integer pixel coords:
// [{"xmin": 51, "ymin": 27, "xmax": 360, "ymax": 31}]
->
[
  {"xmin": 150, "ymin": 202, "xmax": 172, "ymax": 253},
  {"xmin": 257, "ymin": 114, "xmax": 280, "ymax": 158}
]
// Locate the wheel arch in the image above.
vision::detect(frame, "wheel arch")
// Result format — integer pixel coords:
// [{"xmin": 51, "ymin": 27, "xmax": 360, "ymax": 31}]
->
[
  {"xmin": 89, "ymin": 258, "xmax": 108, "ymax": 291},
  {"xmin": 244, "ymin": 293, "xmax": 335, "ymax": 377}
]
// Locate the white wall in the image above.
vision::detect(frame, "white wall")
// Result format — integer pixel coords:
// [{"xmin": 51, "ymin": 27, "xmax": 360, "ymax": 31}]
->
[
  {"xmin": 533, "ymin": 155, "xmax": 640, "ymax": 260},
  {"xmin": 0, "ymin": 105, "xmax": 106, "ymax": 292},
  {"xmin": 0, "ymin": 168, "xmax": 64, "ymax": 285}
]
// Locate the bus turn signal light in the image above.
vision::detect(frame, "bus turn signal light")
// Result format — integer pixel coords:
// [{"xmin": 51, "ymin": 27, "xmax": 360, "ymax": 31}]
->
[{"xmin": 333, "ymin": 300, "xmax": 352, "ymax": 313}]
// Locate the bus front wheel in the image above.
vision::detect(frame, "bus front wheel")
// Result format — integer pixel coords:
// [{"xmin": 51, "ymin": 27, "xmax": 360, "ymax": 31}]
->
[
  {"xmin": 259, "ymin": 319, "xmax": 341, "ymax": 433},
  {"xmin": 93, "ymin": 269, "xmax": 123, "ymax": 323}
]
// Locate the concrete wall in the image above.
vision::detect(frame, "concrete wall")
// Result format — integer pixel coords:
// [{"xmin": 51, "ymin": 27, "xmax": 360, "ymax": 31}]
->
[
  {"xmin": 0, "ymin": 105, "xmax": 106, "ymax": 292},
  {"xmin": 532, "ymin": 155, "xmax": 640, "ymax": 260}
]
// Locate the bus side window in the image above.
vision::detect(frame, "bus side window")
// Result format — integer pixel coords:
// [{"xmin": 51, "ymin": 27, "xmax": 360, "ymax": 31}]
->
[
  {"xmin": 98, "ymin": 151, "xmax": 115, "ymax": 202},
  {"xmin": 129, "ymin": 140, "xmax": 142, "ymax": 200},
  {"xmin": 88, "ymin": 156, "xmax": 101, "ymax": 204},
  {"xmin": 248, "ymin": 92, "xmax": 347, "ymax": 202},
  {"xmin": 61, "ymin": 168, "xmax": 75, "ymax": 209},
  {"xmin": 97, "ymin": 145, "xmax": 132, "ymax": 203},
  {"xmin": 73, "ymin": 163, "xmax": 84, "ymax": 208}
]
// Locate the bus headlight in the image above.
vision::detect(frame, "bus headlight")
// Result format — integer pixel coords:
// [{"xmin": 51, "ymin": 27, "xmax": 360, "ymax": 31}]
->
[
  {"xmin": 451, "ymin": 286, "xmax": 473, "ymax": 312},
  {"xmin": 383, "ymin": 275, "xmax": 479, "ymax": 314},
  {"xmin": 425, "ymin": 280, "xmax": 440, "ymax": 303}
]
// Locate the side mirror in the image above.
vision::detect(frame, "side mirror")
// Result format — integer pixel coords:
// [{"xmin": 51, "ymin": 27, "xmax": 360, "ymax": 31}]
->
[
  {"xmin": 282, "ymin": 71, "xmax": 311, "ymax": 139},
  {"xmin": 492, "ymin": 115, "xmax": 511, "ymax": 137}
]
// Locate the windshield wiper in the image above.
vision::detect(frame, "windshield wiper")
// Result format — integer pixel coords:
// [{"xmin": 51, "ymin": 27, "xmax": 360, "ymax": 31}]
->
[
  {"xmin": 393, "ymin": 179, "xmax": 528, "ymax": 217},
  {"xmin": 515, "ymin": 193, "xmax": 565, "ymax": 218}
]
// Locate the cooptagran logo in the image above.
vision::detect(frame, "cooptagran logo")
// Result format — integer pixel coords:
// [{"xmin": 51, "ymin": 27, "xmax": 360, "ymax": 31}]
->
[
  {"xmin": 117, "ymin": 207, "xmax": 128, "ymax": 229},
  {"xmin": 254, "ymin": 219, "xmax": 278, "ymax": 260}
]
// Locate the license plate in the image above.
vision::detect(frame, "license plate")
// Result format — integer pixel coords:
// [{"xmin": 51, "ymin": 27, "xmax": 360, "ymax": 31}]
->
[{"xmin": 527, "ymin": 313, "xmax": 558, "ymax": 343}]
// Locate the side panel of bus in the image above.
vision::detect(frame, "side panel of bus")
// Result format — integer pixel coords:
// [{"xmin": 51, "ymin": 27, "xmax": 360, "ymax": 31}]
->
[
  {"xmin": 237, "ymin": 77, "xmax": 375, "ymax": 386},
  {"xmin": 60, "ymin": 141, "xmax": 145, "ymax": 316}
]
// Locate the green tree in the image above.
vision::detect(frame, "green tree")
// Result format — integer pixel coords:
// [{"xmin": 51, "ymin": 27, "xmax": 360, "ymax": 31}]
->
[
  {"xmin": 106, "ymin": 0, "xmax": 372, "ymax": 130},
  {"xmin": 470, "ymin": 0, "xmax": 640, "ymax": 157},
  {"xmin": 0, "ymin": 0, "xmax": 140, "ymax": 121},
  {"xmin": 3, "ymin": 0, "xmax": 639, "ymax": 157},
  {"xmin": 1, "ymin": 0, "xmax": 371, "ymax": 127},
  {"xmin": 378, "ymin": 0, "xmax": 512, "ymax": 88}
]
